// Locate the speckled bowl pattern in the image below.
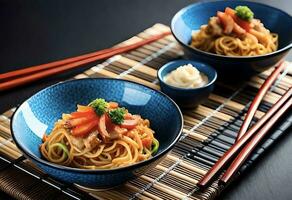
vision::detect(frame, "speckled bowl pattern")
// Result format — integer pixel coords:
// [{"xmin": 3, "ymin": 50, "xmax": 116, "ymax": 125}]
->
[
  {"xmin": 171, "ymin": 0, "xmax": 292, "ymax": 76},
  {"xmin": 11, "ymin": 78, "xmax": 183, "ymax": 188},
  {"xmin": 157, "ymin": 60, "xmax": 217, "ymax": 108}
]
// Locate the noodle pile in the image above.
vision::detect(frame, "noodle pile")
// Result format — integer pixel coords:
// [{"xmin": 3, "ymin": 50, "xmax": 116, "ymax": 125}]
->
[
  {"xmin": 190, "ymin": 7, "xmax": 278, "ymax": 56},
  {"xmin": 40, "ymin": 101, "xmax": 159, "ymax": 169}
]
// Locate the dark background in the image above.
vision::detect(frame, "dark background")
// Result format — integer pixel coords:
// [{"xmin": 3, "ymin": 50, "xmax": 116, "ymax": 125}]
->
[{"xmin": 0, "ymin": 0, "xmax": 291, "ymax": 199}]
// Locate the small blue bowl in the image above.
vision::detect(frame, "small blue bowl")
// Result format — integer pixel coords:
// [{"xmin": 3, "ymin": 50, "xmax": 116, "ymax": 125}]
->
[
  {"xmin": 171, "ymin": 0, "xmax": 292, "ymax": 77},
  {"xmin": 158, "ymin": 60, "xmax": 217, "ymax": 108},
  {"xmin": 11, "ymin": 78, "xmax": 183, "ymax": 188}
]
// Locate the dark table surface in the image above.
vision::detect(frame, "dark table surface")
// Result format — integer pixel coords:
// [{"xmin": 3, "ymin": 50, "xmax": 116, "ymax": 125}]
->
[{"xmin": 0, "ymin": 0, "xmax": 291, "ymax": 199}]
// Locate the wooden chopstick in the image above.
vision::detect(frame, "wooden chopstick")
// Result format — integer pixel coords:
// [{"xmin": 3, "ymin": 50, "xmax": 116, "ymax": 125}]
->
[
  {"xmin": 0, "ymin": 48, "xmax": 114, "ymax": 81},
  {"xmin": 0, "ymin": 31, "xmax": 171, "ymax": 91},
  {"xmin": 197, "ymin": 88, "xmax": 292, "ymax": 188},
  {"xmin": 235, "ymin": 61, "xmax": 286, "ymax": 141},
  {"xmin": 220, "ymin": 94, "xmax": 292, "ymax": 184},
  {"xmin": 0, "ymin": 31, "xmax": 171, "ymax": 81}
]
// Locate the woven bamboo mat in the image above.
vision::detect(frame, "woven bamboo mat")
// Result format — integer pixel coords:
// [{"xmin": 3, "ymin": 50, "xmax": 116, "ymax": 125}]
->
[{"xmin": 0, "ymin": 23, "xmax": 292, "ymax": 200}]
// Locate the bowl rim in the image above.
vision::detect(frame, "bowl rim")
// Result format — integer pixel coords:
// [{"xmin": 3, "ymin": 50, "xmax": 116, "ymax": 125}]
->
[
  {"xmin": 11, "ymin": 78, "xmax": 184, "ymax": 174},
  {"xmin": 157, "ymin": 59, "xmax": 217, "ymax": 91},
  {"xmin": 171, "ymin": 0, "xmax": 292, "ymax": 59}
]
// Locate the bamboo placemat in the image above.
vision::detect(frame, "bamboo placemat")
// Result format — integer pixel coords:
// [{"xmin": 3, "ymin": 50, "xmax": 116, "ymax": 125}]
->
[{"xmin": 0, "ymin": 23, "xmax": 291, "ymax": 200}]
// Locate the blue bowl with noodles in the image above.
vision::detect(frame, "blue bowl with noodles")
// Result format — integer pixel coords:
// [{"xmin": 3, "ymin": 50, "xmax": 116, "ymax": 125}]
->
[
  {"xmin": 11, "ymin": 78, "xmax": 183, "ymax": 188},
  {"xmin": 171, "ymin": 0, "xmax": 292, "ymax": 78}
]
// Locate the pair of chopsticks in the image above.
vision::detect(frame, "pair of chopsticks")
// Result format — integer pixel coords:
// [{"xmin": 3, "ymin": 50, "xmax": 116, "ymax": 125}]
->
[
  {"xmin": 0, "ymin": 31, "xmax": 171, "ymax": 91},
  {"xmin": 198, "ymin": 61, "xmax": 291, "ymax": 188}
]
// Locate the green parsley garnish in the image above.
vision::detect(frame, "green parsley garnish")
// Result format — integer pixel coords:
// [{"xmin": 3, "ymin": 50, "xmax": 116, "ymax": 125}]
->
[
  {"xmin": 109, "ymin": 108, "xmax": 126, "ymax": 124},
  {"xmin": 88, "ymin": 98, "xmax": 108, "ymax": 116},
  {"xmin": 235, "ymin": 6, "xmax": 254, "ymax": 21}
]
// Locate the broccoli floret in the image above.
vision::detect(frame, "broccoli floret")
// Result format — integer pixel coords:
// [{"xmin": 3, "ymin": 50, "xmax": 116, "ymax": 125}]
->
[
  {"xmin": 109, "ymin": 108, "xmax": 126, "ymax": 124},
  {"xmin": 88, "ymin": 98, "xmax": 108, "ymax": 116},
  {"xmin": 235, "ymin": 6, "xmax": 254, "ymax": 21}
]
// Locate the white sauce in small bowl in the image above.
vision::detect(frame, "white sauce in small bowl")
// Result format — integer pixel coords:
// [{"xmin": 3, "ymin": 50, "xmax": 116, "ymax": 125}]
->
[{"xmin": 164, "ymin": 64, "xmax": 208, "ymax": 89}]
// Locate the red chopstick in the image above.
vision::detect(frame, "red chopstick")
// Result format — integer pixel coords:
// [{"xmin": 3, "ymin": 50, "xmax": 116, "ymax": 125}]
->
[
  {"xmin": 197, "ymin": 88, "xmax": 292, "ymax": 188},
  {"xmin": 235, "ymin": 61, "xmax": 286, "ymax": 141},
  {"xmin": 220, "ymin": 95, "xmax": 292, "ymax": 184},
  {"xmin": 0, "ymin": 31, "xmax": 171, "ymax": 91},
  {"xmin": 0, "ymin": 31, "xmax": 171, "ymax": 81},
  {"xmin": 0, "ymin": 48, "xmax": 114, "ymax": 81}
]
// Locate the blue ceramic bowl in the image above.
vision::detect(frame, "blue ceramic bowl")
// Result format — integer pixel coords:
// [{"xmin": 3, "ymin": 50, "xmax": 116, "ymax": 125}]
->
[
  {"xmin": 11, "ymin": 78, "xmax": 183, "ymax": 188},
  {"xmin": 158, "ymin": 60, "xmax": 217, "ymax": 108},
  {"xmin": 171, "ymin": 0, "xmax": 292, "ymax": 77}
]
